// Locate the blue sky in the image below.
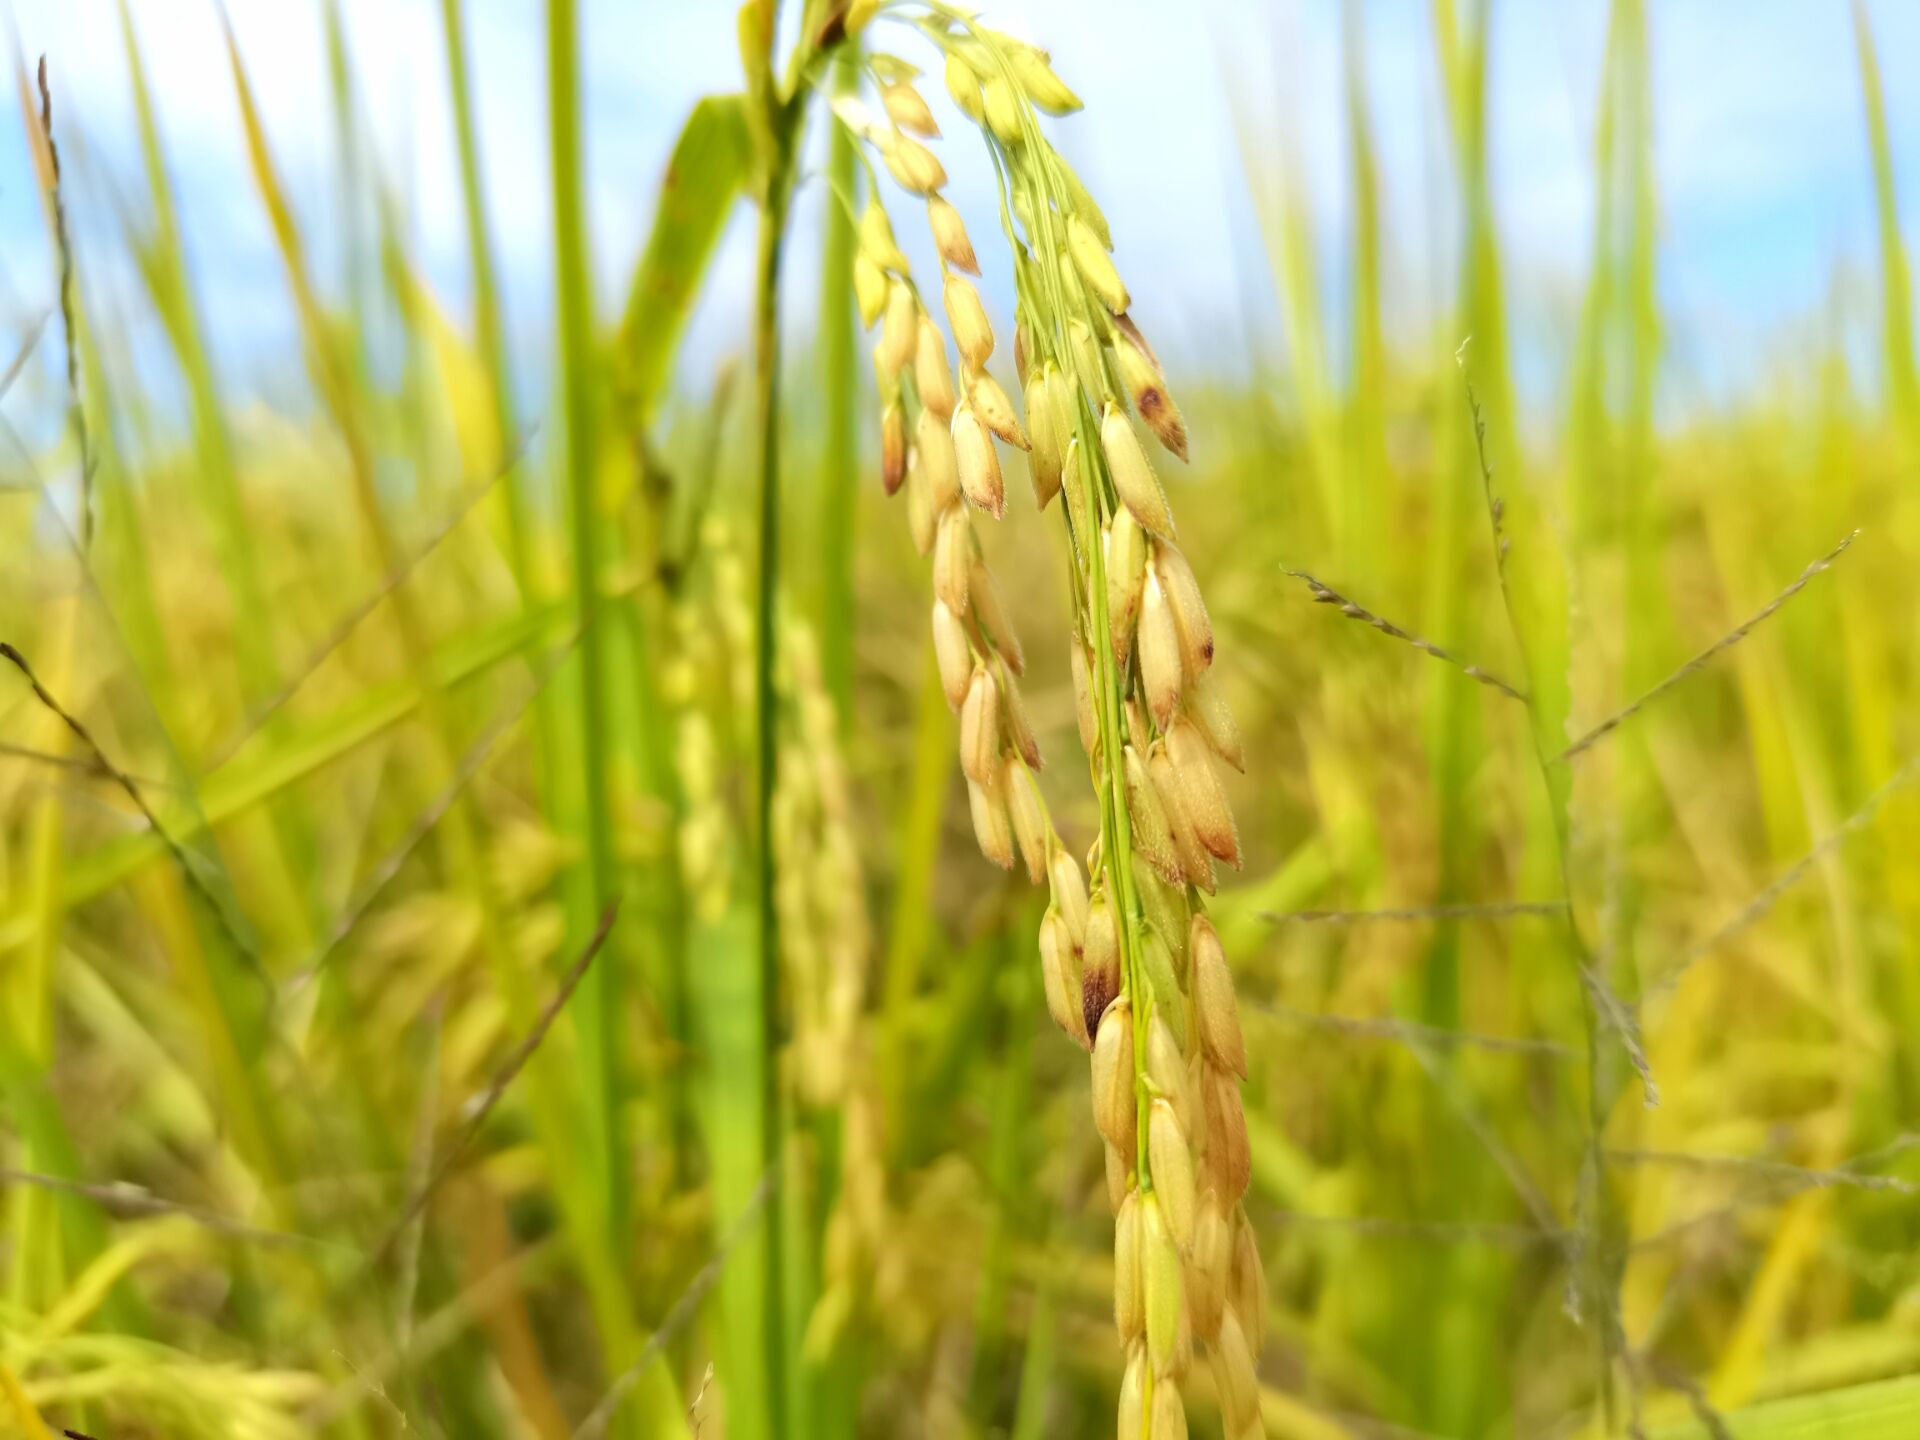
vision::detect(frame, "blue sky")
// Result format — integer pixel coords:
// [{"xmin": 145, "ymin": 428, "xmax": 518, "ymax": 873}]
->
[{"xmin": 5, "ymin": 1, "xmax": 1920, "ymax": 431}]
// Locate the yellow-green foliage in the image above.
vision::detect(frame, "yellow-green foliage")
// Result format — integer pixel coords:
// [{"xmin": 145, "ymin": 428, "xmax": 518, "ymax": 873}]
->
[{"xmin": 1, "ymin": 3, "xmax": 1917, "ymax": 1439}]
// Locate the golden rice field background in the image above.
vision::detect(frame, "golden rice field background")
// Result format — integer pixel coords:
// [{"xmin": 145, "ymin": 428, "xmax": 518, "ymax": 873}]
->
[{"xmin": 2, "ymin": 1, "xmax": 1918, "ymax": 1437}]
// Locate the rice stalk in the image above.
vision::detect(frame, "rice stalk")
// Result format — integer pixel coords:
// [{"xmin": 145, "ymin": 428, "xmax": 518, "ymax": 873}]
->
[{"xmin": 835, "ymin": 9, "xmax": 1260, "ymax": 1430}]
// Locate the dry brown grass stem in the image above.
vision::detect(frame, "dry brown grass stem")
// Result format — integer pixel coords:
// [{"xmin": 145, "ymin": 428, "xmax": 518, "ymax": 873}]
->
[
  {"xmin": 1606, "ymin": 1145, "xmax": 1920, "ymax": 1196},
  {"xmin": 1265, "ymin": 1206, "xmax": 1568, "ymax": 1251},
  {"xmin": 1650, "ymin": 752, "xmax": 1920, "ymax": 997},
  {"xmin": 372, "ymin": 897, "xmax": 622, "ymax": 1262},
  {"xmin": 1626, "ymin": 1135, "xmax": 1920, "ymax": 1252},
  {"xmin": 284, "ymin": 628, "xmax": 582, "ymax": 994},
  {"xmin": 1263, "ymin": 1003, "xmax": 1575, "ymax": 1060},
  {"xmin": 305, "ymin": 1236, "xmax": 563, "ymax": 1429},
  {"xmin": 0, "ymin": 1166, "xmax": 343, "ymax": 1252},
  {"xmin": 0, "ymin": 640, "xmax": 263, "ymax": 977},
  {"xmin": 1261, "ymin": 900, "xmax": 1567, "ymax": 925},
  {"xmin": 210, "ymin": 434, "xmax": 535, "ymax": 769},
  {"xmin": 33, "ymin": 60, "xmax": 93, "ymax": 552},
  {"xmin": 1559, "ymin": 529, "xmax": 1861, "ymax": 761},
  {"xmin": 571, "ymin": 1164, "xmax": 780, "ymax": 1440},
  {"xmin": 1580, "ymin": 965, "xmax": 1658, "ymax": 1106},
  {"xmin": 1632, "ymin": 1352, "xmax": 1733, "ymax": 1440},
  {"xmin": 1282, "ymin": 567, "xmax": 1529, "ymax": 703},
  {"xmin": 0, "ymin": 739, "xmax": 183, "ymax": 792}
]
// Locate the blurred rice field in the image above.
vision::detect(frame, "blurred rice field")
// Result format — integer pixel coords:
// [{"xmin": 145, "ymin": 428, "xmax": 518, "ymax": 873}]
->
[{"xmin": 2, "ymin": 2, "xmax": 1919, "ymax": 1438}]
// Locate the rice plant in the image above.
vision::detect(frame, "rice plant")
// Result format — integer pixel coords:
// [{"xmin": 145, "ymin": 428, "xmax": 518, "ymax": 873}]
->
[{"xmin": 2, "ymin": 1, "xmax": 1918, "ymax": 1438}]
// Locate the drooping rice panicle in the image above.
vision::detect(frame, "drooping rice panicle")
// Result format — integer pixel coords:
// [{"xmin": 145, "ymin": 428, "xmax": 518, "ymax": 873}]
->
[{"xmin": 835, "ymin": 11, "xmax": 1259, "ymax": 1432}]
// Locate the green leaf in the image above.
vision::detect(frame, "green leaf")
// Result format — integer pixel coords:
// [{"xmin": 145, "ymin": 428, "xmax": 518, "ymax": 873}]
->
[
  {"xmin": 618, "ymin": 94, "xmax": 752, "ymax": 421},
  {"xmin": 1652, "ymin": 1377, "xmax": 1920, "ymax": 1440}
]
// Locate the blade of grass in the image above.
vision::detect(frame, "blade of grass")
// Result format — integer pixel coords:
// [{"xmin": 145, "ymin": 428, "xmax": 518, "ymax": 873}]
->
[
  {"xmin": 546, "ymin": 0, "xmax": 623, "ymax": 1231},
  {"xmin": 616, "ymin": 95, "xmax": 752, "ymax": 424},
  {"xmin": 1853, "ymin": 0, "xmax": 1920, "ymax": 449},
  {"xmin": 1650, "ymin": 1375, "xmax": 1920, "ymax": 1440}
]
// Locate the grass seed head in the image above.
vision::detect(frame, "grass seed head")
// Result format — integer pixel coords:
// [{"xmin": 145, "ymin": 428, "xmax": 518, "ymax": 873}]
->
[
  {"xmin": 1210, "ymin": 1305, "xmax": 1260, "ymax": 1438},
  {"xmin": 1118, "ymin": 1344, "xmax": 1148, "ymax": 1438},
  {"xmin": 882, "ymin": 130, "xmax": 948, "ymax": 193},
  {"xmin": 1082, "ymin": 891, "xmax": 1121, "ymax": 1036},
  {"xmin": 969, "ymin": 369, "xmax": 1030, "ymax": 449},
  {"xmin": 1040, "ymin": 904, "xmax": 1089, "ymax": 1047},
  {"xmin": 927, "ymin": 192, "xmax": 980, "ymax": 275},
  {"xmin": 1133, "ymin": 859, "xmax": 1190, "ymax": 967},
  {"xmin": 1188, "ymin": 1189, "xmax": 1229, "ymax": 1337},
  {"xmin": 933, "ymin": 503, "xmax": 972, "ymax": 613},
  {"xmin": 966, "ymin": 770, "xmax": 1013, "ymax": 869},
  {"xmin": 1105, "ymin": 510, "xmax": 1148, "ymax": 665},
  {"xmin": 1150, "ymin": 740, "xmax": 1216, "ymax": 893},
  {"xmin": 1185, "ymin": 665, "xmax": 1243, "ymax": 771},
  {"xmin": 1006, "ymin": 754, "xmax": 1048, "ymax": 880},
  {"xmin": 1008, "ymin": 44, "xmax": 1083, "ymax": 114},
  {"xmin": 944, "ymin": 275, "xmax": 994, "ymax": 369},
  {"xmin": 1056, "ymin": 151, "xmax": 1112, "ymax": 247},
  {"xmin": 968, "ymin": 553, "xmax": 1025, "ymax": 675},
  {"xmin": 1070, "ymin": 633, "xmax": 1099, "ymax": 757},
  {"xmin": 1000, "ymin": 663, "xmax": 1041, "ymax": 767},
  {"xmin": 861, "ymin": 198, "xmax": 911, "ymax": 272},
  {"xmin": 1069, "ymin": 316, "xmax": 1105, "ymax": 393},
  {"xmin": 1190, "ymin": 916, "xmax": 1245, "ymax": 1077},
  {"xmin": 981, "ymin": 72, "xmax": 1023, "ymax": 144},
  {"xmin": 958, "ymin": 662, "xmax": 1001, "ymax": 785},
  {"xmin": 1203, "ymin": 1062, "xmax": 1251, "ymax": 1200},
  {"xmin": 1118, "ymin": 326, "xmax": 1189, "ymax": 460},
  {"xmin": 1230, "ymin": 1209, "xmax": 1264, "ymax": 1351},
  {"xmin": 953, "ymin": 400, "xmax": 1006, "ymax": 517},
  {"xmin": 1141, "ymin": 1194, "xmax": 1183, "ymax": 1375},
  {"xmin": 932, "ymin": 599, "xmax": 972, "ymax": 709},
  {"xmin": 1068, "ymin": 214, "xmax": 1131, "ymax": 312},
  {"xmin": 881, "ymin": 79, "xmax": 939, "ymax": 137},
  {"xmin": 1150, "ymin": 1377, "xmax": 1190, "ymax": 1440},
  {"xmin": 1149, "ymin": 1099, "xmax": 1196, "ymax": 1249},
  {"xmin": 1138, "ymin": 567, "xmax": 1183, "ymax": 729},
  {"xmin": 944, "ymin": 50, "xmax": 985, "ymax": 122},
  {"xmin": 880, "ymin": 280, "xmax": 917, "ymax": 376},
  {"xmin": 1103, "ymin": 402, "xmax": 1176, "ymax": 537},
  {"xmin": 1025, "ymin": 366, "xmax": 1065, "ymax": 507},
  {"xmin": 1154, "ymin": 541, "xmax": 1214, "ymax": 677},
  {"xmin": 905, "ymin": 451, "xmax": 936, "ymax": 554},
  {"xmin": 1062, "ymin": 433, "xmax": 1093, "ymax": 539},
  {"xmin": 1049, "ymin": 844, "xmax": 1089, "ymax": 949},
  {"xmin": 1145, "ymin": 1007, "xmax": 1192, "ymax": 1123},
  {"xmin": 914, "ymin": 317, "xmax": 957, "ymax": 418},
  {"xmin": 1090, "ymin": 996, "xmax": 1136, "ymax": 1152},
  {"xmin": 881, "ymin": 400, "xmax": 907, "ymax": 495},
  {"xmin": 1114, "ymin": 1188, "xmax": 1145, "ymax": 1342},
  {"xmin": 1168, "ymin": 718, "xmax": 1239, "ymax": 868},
  {"xmin": 1106, "ymin": 1141, "xmax": 1131, "ymax": 1214},
  {"xmin": 1124, "ymin": 743, "xmax": 1184, "ymax": 886},
  {"xmin": 918, "ymin": 404, "xmax": 961, "ymax": 512},
  {"xmin": 855, "ymin": 252, "xmax": 888, "ymax": 327}
]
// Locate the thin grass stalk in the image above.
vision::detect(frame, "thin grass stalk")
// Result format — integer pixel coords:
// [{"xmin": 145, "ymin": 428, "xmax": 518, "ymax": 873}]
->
[
  {"xmin": 439, "ymin": 0, "xmax": 530, "ymax": 579},
  {"xmin": 1341, "ymin": 0, "xmax": 1386, "ymax": 590},
  {"xmin": 1426, "ymin": 4, "xmax": 1525, "ymax": 1428},
  {"xmin": 1853, "ymin": 0, "xmax": 1920, "ymax": 450},
  {"xmin": 546, "ymin": 0, "xmax": 624, "ymax": 1236},
  {"xmin": 117, "ymin": 3, "xmax": 276, "ymax": 710}
]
